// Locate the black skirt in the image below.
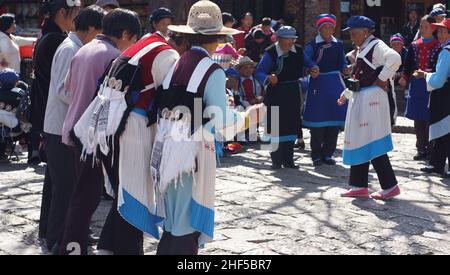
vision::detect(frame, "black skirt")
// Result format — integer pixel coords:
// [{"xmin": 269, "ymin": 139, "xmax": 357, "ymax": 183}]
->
[{"xmin": 264, "ymin": 81, "xmax": 301, "ymax": 139}]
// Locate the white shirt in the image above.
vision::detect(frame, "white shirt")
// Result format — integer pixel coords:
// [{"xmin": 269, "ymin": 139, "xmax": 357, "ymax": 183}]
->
[
  {"xmin": 357, "ymin": 35, "xmax": 401, "ymax": 82},
  {"xmin": 44, "ymin": 32, "xmax": 83, "ymax": 135},
  {"xmin": 0, "ymin": 32, "xmax": 36, "ymax": 73}
]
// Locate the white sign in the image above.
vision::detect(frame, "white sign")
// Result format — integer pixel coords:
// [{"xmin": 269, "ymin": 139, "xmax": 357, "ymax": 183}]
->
[
  {"xmin": 341, "ymin": 2, "xmax": 350, "ymax": 13},
  {"xmin": 366, "ymin": 0, "xmax": 381, "ymax": 7}
]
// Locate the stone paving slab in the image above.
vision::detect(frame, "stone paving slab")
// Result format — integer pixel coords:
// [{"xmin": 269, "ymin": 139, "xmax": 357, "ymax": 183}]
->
[{"xmin": 0, "ymin": 131, "xmax": 449, "ymax": 255}]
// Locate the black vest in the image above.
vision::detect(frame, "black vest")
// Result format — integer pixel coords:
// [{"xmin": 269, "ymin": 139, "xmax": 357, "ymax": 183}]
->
[{"xmin": 267, "ymin": 44, "xmax": 304, "ymax": 83}]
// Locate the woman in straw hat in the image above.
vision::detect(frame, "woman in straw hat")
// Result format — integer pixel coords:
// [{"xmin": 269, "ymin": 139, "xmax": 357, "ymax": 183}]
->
[{"xmin": 152, "ymin": 0, "xmax": 266, "ymax": 255}]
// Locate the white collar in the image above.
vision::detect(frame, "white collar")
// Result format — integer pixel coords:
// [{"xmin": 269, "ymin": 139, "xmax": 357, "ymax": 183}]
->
[
  {"xmin": 315, "ymin": 35, "xmax": 338, "ymax": 44},
  {"xmin": 69, "ymin": 32, "xmax": 84, "ymax": 47},
  {"xmin": 275, "ymin": 42, "xmax": 296, "ymax": 57},
  {"xmin": 360, "ymin": 35, "xmax": 376, "ymax": 50}
]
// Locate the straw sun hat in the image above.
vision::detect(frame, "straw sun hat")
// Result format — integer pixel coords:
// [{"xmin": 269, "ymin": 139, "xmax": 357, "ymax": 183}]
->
[{"xmin": 168, "ymin": 0, "xmax": 242, "ymax": 35}]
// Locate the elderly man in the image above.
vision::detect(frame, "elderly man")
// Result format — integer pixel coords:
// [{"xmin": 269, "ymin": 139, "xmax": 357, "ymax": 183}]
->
[
  {"xmin": 256, "ymin": 26, "xmax": 319, "ymax": 169},
  {"xmin": 338, "ymin": 16, "xmax": 402, "ymax": 200},
  {"xmin": 417, "ymin": 18, "xmax": 450, "ymax": 179}
]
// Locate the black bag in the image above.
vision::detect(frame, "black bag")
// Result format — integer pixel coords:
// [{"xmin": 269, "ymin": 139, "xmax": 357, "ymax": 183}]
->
[
  {"xmin": 346, "ymin": 78, "xmax": 361, "ymax": 92},
  {"xmin": 15, "ymin": 89, "xmax": 31, "ymax": 124}
]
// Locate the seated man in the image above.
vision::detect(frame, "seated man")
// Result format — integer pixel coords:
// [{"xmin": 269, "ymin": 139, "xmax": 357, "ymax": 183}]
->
[{"xmin": 235, "ymin": 56, "xmax": 264, "ymax": 108}]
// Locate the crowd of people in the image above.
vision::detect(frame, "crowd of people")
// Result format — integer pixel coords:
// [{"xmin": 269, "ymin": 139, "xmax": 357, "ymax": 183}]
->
[{"xmin": 0, "ymin": 0, "xmax": 448, "ymax": 255}]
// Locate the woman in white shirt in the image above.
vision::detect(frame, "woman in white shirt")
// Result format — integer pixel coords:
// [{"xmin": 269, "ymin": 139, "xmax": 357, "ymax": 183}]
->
[{"xmin": 0, "ymin": 14, "xmax": 36, "ymax": 74}]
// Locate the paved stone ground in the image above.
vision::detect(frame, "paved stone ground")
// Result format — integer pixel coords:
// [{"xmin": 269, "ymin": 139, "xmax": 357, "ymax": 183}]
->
[{"xmin": 1, "ymin": 130, "xmax": 449, "ymax": 255}]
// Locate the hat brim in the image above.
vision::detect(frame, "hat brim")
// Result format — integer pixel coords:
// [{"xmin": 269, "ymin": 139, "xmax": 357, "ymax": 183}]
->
[
  {"xmin": 236, "ymin": 61, "xmax": 257, "ymax": 69},
  {"xmin": 277, "ymin": 35, "xmax": 298, "ymax": 39},
  {"xmin": 431, "ymin": 22, "xmax": 450, "ymax": 29},
  {"xmin": 168, "ymin": 25, "xmax": 243, "ymax": 35}
]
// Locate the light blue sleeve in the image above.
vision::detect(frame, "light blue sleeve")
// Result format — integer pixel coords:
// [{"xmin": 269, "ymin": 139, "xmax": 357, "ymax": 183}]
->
[
  {"xmin": 203, "ymin": 69, "xmax": 244, "ymax": 140},
  {"xmin": 426, "ymin": 49, "xmax": 450, "ymax": 91}
]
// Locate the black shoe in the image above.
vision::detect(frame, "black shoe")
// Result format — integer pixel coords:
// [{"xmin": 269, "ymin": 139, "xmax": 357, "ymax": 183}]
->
[
  {"xmin": 420, "ymin": 166, "xmax": 443, "ymax": 174},
  {"xmin": 27, "ymin": 155, "xmax": 41, "ymax": 165},
  {"xmin": 271, "ymin": 164, "xmax": 282, "ymax": 170},
  {"xmin": 442, "ymin": 172, "xmax": 450, "ymax": 179},
  {"xmin": 322, "ymin": 157, "xmax": 336, "ymax": 165},
  {"xmin": 283, "ymin": 163, "xmax": 299, "ymax": 169},
  {"xmin": 88, "ymin": 234, "xmax": 100, "ymax": 245},
  {"xmin": 413, "ymin": 153, "xmax": 427, "ymax": 161},
  {"xmin": 313, "ymin": 159, "xmax": 322, "ymax": 167}
]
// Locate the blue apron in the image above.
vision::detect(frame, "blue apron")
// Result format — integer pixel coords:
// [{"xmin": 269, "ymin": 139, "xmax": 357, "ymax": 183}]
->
[
  {"xmin": 303, "ymin": 71, "xmax": 347, "ymax": 128},
  {"xmin": 405, "ymin": 77, "xmax": 430, "ymax": 121}
]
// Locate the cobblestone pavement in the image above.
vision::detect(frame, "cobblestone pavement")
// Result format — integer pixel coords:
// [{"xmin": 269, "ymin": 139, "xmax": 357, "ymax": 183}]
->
[{"xmin": 1, "ymin": 131, "xmax": 449, "ymax": 255}]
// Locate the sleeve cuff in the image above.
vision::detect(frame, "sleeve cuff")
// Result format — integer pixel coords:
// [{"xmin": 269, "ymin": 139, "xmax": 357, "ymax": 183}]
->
[{"xmin": 426, "ymin": 73, "xmax": 435, "ymax": 92}]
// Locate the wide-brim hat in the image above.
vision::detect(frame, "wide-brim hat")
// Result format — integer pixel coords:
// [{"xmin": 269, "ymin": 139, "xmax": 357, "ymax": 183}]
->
[
  {"xmin": 168, "ymin": 0, "xmax": 242, "ymax": 35},
  {"xmin": 235, "ymin": 56, "xmax": 257, "ymax": 69}
]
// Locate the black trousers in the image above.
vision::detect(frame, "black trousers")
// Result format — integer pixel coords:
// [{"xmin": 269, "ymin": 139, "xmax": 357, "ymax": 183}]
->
[
  {"xmin": 96, "ymin": 138, "xmax": 144, "ymax": 255},
  {"xmin": 59, "ymin": 152, "xmax": 104, "ymax": 255},
  {"xmin": 414, "ymin": 120, "xmax": 430, "ymax": 155},
  {"xmin": 270, "ymin": 141, "xmax": 295, "ymax": 166},
  {"xmin": 38, "ymin": 166, "xmax": 51, "ymax": 239},
  {"xmin": 0, "ymin": 142, "xmax": 6, "ymax": 156},
  {"xmin": 349, "ymin": 154, "xmax": 398, "ymax": 190},
  {"xmin": 39, "ymin": 134, "xmax": 77, "ymax": 250},
  {"xmin": 157, "ymin": 231, "xmax": 201, "ymax": 255},
  {"xmin": 310, "ymin": 126, "xmax": 340, "ymax": 160},
  {"xmin": 429, "ymin": 133, "xmax": 450, "ymax": 173}
]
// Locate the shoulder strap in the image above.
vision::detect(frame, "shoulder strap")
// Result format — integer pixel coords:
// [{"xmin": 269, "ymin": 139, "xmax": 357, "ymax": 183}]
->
[
  {"xmin": 128, "ymin": 42, "xmax": 166, "ymax": 66},
  {"xmin": 186, "ymin": 57, "xmax": 216, "ymax": 94},
  {"xmin": 162, "ymin": 58, "xmax": 180, "ymax": 90},
  {"xmin": 357, "ymin": 39, "xmax": 379, "ymax": 70}
]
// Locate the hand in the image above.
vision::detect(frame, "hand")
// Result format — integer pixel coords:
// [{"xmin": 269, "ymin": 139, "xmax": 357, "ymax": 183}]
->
[
  {"xmin": 342, "ymin": 66, "xmax": 352, "ymax": 75},
  {"xmin": 268, "ymin": 74, "xmax": 278, "ymax": 86},
  {"xmin": 413, "ymin": 69, "xmax": 426, "ymax": 79},
  {"xmin": 245, "ymin": 103, "xmax": 267, "ymax": 126},
  {"xmin": 337, "ymin": 94, "xmax": 347, "ymax": 106},
  {"xmin": 310, "ymin": 67, "xmax": 320, "ymax": 78},
  {"xmin": 237, "ymin": 48, "xmax": 247, "ymax": 56},
  {"xmin": 399, "ymin": 77, "xmax": 407, "ymax": 87},
  {"xmin": 374, "ymin": 78, "xmax": 389, "ymax": 91}
]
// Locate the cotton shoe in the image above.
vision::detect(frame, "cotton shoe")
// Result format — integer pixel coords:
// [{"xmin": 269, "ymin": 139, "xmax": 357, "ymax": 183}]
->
[
  {"xmin": 340, "ymin": 188, "xmax": 370, "ymax": 198},
  {"xmin": 370, "ymin": 185, "xmax": 401, "ymax": 200},
  {"xmin": 322, "ymin": 157, "xmax": 336, "ymax": 165}
]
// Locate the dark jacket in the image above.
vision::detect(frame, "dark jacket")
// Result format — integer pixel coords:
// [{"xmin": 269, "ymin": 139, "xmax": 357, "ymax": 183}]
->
[
  {"xmin": 401, "ymin": 20, "xmax": 419, "ymax": 47},
  {"xmin": 30, "ymin": 20, "xmax": 66, "ymax": 133}
]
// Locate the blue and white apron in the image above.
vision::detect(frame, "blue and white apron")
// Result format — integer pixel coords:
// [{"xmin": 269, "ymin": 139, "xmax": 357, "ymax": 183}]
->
[{"xmin": 342, "ymin": 86, "xmax": 393, "ymax": 166}]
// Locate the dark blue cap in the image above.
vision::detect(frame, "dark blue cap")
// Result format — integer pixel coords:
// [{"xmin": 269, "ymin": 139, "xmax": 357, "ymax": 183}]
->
[
  {"xmin": 343, "ymin": 16, "xmax": 376, "ymax": 31},
  {"xmin": 149, "ymin": 7, "xmax": 174, "ymax": 24},
  {"xmin": 0, "ymin": 68, "xmax": 19, "ymax": 90}
]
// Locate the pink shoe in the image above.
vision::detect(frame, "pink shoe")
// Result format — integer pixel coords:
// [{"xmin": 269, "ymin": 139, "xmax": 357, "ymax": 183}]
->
[
  {"xmin": 340, "ymin": 188, "xmax": 370, "ymax": 198},
  {"xmin": 370, "ymin": 186, "xmax": 400, "ymax": 200}
]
